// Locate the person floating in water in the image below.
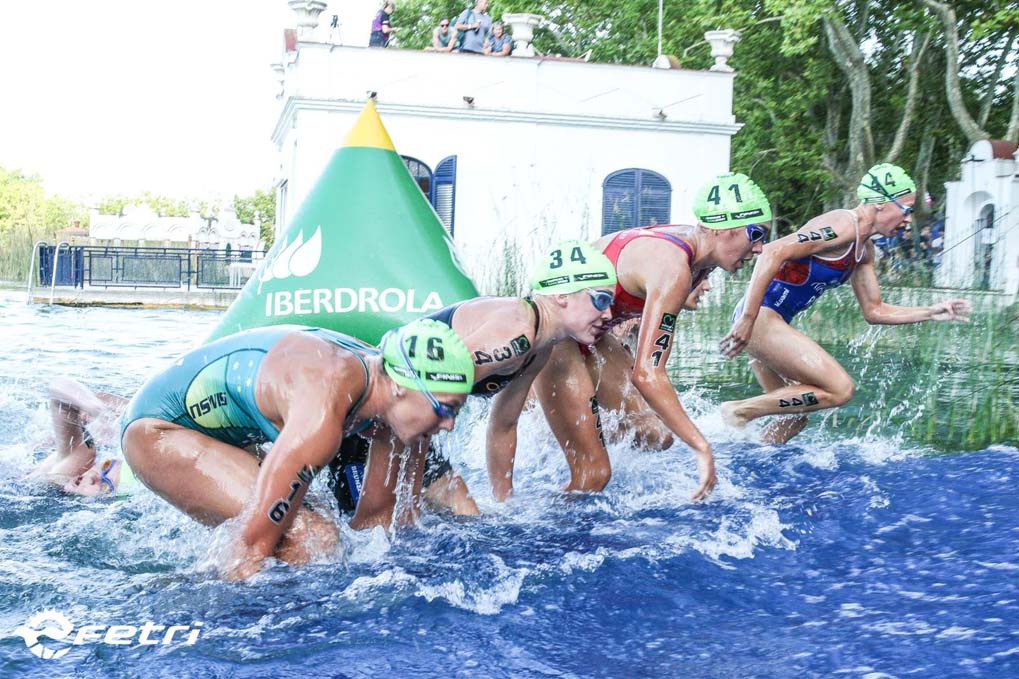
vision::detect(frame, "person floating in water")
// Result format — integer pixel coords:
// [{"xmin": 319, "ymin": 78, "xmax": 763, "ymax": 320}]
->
[
  {"xmin": 336, "ymin": 240, "xmax": 619, "ymax": 525},
  {"xmin": 120, "ymin": 319, "xmax": 474, "ymax": 580},
  {"xmin": 719, "ymin": 164, "xmax": 971, "ymax": 443},
  {"xmin": 532, "ymin": 173, "xmax": 771, "ymax": 501},
  {"xmin": 30, "ymin": 377, "xmax": 139, "ymax": 497}
]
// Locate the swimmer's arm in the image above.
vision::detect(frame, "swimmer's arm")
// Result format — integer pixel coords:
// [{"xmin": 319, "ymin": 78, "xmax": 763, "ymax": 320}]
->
[
  {"xmin": 723, "ymin": 214, "xmax": 855, "ymax": 357},
  {"xmin": 486, "ymin": 347, "xmax": 552, "ymax": 502},
  {"xmin": 631, "ymin": 277, "xmax": 716, "ymax": 501},
  {"xmin": 228, "ymin": 414, "xmax": 342, "ymax": 579},
  {"xmin": 851, "ymin": 249, "xmax": 971, "ymax": 324}
]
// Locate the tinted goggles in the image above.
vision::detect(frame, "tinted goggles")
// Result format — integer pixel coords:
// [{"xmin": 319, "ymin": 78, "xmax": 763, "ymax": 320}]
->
[
  {"xmin": 745, "ymin": 223, "xmax": 768, "ymax": 244},
  {"xmin": 587, "ymin": 289, "xmax": 614, "ymax": 311},
  {"xmin": 396, "ymin": 334, "xmax": 458, "ymax": 420}
]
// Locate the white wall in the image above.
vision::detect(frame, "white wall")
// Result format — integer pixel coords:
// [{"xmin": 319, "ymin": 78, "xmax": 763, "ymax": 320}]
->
[{"xmin": 939, "ymin": 140, "xmax": 1019, "ymax": 295}]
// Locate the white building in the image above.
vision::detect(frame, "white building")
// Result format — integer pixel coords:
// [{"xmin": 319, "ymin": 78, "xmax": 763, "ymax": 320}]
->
[
  {"xmin": 939, "ymin": 139, "xmax": 1019, "ymax": 295},
  {"xmin": 89, "ymin": 203, "xmax": 263, "ymax": 252},
  {"xmin": 273, "ymin": 1, "xmax": 743, "ymax": 281}
]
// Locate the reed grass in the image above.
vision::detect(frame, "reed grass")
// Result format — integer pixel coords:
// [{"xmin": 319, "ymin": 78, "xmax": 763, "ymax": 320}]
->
[
  {"xmin": 472, "ymin": 247, "xmax": 1016, "ymax": 449},
  {"xmin": 670, "ymin": 272, "xmax": 1018, "ymax": 451}
]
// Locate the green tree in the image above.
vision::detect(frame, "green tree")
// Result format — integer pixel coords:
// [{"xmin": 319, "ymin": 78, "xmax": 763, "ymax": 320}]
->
[
  {"xmin": 392, "ymin": 0, "xmax": 1017, "ymax": 235},
  {"xmin": 234, "ymin": 188, "xmax": 276, "ymax": 248},
  {"xmin": 0, "ymin": 166, "xmax": 85, "ymax": 280}
]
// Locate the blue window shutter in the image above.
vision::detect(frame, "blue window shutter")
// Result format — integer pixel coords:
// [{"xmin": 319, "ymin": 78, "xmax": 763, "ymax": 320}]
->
[
  {"xmin": 602, "ymin": 169, "xmax": 671, "ymax": 236},
  {"xmin": 602, "ymin": 170, "xmax": 638, "ymax": 235},
  {"xmin": 434, "ymin": 155, "xmax": 457, "ymax": 236},
  {"xmin": 637, "ymin": 170, "xmax": 671, "ymax": 227},
  {"xmin": 401, "ymin": 156, "xmax": 435, "ymax": 204}
]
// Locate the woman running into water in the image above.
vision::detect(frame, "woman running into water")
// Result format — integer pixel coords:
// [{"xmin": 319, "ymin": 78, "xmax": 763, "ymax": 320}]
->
[
  {"xmin": 719, "ymin": 164, "xmax": 971, "ymax": 443},
  {"xmin": 342, "ymin": 240, "xmax": 618, "ymax": 525},
  {"xmin": 532, "ymin": 173, "xmax": 772, "ymax": 501},
  {"xmin": 120, "ymin": 319, "xmax": 474, "ymax": 580}
]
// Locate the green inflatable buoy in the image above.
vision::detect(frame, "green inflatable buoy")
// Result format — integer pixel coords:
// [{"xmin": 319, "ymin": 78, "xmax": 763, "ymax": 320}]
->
[{"xmin": 206, "ymin": 100, "xmax": 479, "ymax": 344}]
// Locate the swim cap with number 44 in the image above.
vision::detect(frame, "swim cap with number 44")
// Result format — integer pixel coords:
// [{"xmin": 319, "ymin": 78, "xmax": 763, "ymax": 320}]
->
[
  {"xmin": 857, "ymin": 163, "xmax": 916, "ymax": 204},
  {"xmin": 693, "ymin": 172, "xmax": 772, "ymax": 228},
  {"xmin": 529, "ymin": 240, "xmax": 617, "ymax": 295}
]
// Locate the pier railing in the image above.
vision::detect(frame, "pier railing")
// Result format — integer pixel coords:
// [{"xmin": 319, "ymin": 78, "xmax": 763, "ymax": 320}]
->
[{"xmin": 34, "ymin": 243, "xmax": 263, "ymax": 291}]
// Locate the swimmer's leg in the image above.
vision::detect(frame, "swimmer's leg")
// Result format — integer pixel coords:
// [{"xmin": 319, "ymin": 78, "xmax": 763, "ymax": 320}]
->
[
  {"xmin": 350, "ymin": 428, "xmax": 427, "ymax": 530},
  {"xmin": 421, "ymin": 445, "xmax": 479, "ymax": 516},
  {"xmin": 532, "ymin": 341, "xmax": 612, "ymax": 492},
  {"xmin": 122, "ymin": 418, "xmax": 336, "ymax": 565},
  {"xmin": 590, "ymin": 333, "xmax": 674, "ymax": 451},
  {"xmin": 747, "ymin": 359, "xmax": 809, "ymax": 444},
  {"xmin": 720, "ymin": 308, "xmax": 853, "ymax": 442}
]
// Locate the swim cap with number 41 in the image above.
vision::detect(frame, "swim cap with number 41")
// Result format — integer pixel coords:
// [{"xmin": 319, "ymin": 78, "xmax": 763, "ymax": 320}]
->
[
  {"xmin": 693, "ymin": 172, "xmax": 772, "ymax": 228},
  {"xmin": 529, "ymin": 240, "xmax": 617, "ymax": 295}
]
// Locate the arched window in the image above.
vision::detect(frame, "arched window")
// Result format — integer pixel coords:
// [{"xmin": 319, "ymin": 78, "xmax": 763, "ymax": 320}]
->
[
  {"xmin": 975, "ymin": 203, "xmax": 996, "ymax": 290},
  {"xmin": 402, "ymin": 156, "xmax": 434, "ymax": 204},
  {"xmin": 602, "ymin": 169, "xmax": 671, "ymax": 235}
]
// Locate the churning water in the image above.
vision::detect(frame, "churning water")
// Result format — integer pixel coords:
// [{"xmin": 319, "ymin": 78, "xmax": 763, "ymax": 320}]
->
[{"xmin": 1, "ymin": 289, "xmax": 1017, "ymax": 678}]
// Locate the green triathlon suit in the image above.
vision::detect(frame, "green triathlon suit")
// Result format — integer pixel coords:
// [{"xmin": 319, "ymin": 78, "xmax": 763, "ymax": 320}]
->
[{"xmin": 121, "ymin": 325, "xmax": 373, "ymax": 449}]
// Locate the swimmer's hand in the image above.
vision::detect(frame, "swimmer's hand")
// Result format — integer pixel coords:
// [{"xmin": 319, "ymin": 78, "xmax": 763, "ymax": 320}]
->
[
  {"xmin": 720, "ymin": 316, "xmax": 755, "ymax": 358},
  {"xmin": 929, "ymin": 299, "xmax": 971, "ymax": 323},
  {"xmin": 218, "ymin": 539, "xmax": 266, "ymax": 582},
  {"xmin": 691, "ymin": 445, "xmax": 717, "ymax": 502},
  {"xmin": 221, "ymin": 557, "xmax": 264, "ymax": 582}
]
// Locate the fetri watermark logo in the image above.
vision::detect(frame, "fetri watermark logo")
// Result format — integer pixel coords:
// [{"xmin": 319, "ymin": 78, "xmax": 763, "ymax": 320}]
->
[{"xmin": 13, "ymin": 609, "xmax": 204, "ymax": 660}]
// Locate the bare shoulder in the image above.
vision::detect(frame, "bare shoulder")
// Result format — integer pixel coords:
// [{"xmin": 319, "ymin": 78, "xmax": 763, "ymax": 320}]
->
[
  {"xmin": 455, "ymin": 297, "xmax": 534, "ymax": 342},
  {"xmin": 262, "ymin": 331, "xmax": 365, "ymax": 407}
]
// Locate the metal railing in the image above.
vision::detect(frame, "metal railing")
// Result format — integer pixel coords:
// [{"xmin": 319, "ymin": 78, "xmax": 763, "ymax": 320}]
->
[{"xmin": 31, "ymin": 243, "xmax": 264, "ymax": 293}]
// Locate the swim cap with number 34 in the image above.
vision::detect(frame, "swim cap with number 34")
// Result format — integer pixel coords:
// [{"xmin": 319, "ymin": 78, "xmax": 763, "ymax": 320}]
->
[
  {"xmin": 529, "ymin": 240, "xmax": 617, "ymax": 295},
  {"xmin": 693, "ymin": 172, "xmax": 772, "ymax": 228}
]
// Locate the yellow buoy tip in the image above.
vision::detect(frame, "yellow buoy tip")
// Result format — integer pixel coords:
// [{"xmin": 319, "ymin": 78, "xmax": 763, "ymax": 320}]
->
[{"xmin": 343, "ymin": 99, "xmax": 397, "ymax": 151}]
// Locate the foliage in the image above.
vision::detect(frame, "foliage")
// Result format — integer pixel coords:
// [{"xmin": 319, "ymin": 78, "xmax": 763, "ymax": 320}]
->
[
  {"xmin": 393, "ymin": 0, "xmax": 1017, "ymax": 233},
  {"xmin": 233, "ymin": 188, "xmax": 277, "ymax": 248},
  {"xmin": 0, "ymin": 167, "xmax": 86, "ymax": 281}
]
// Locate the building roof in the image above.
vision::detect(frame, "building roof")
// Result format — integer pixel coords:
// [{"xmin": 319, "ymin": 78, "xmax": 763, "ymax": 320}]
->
[{"xmin": 989, "ymin": 139, "xmax": 1018, "ymax": 160}]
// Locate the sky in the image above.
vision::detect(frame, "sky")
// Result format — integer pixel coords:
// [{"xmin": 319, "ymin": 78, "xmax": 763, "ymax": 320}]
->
[{"xmin": 0, "ymin": 0, "xmax": 294, "ymax": 202}]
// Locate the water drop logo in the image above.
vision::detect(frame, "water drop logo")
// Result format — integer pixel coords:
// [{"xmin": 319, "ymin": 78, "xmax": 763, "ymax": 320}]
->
[
  {"xmin": 14, "ymin": 609, "xmax": 73, "ymax": 660},
  {"xmin": 257, "ymin": 226, "xmax": 323, "ymax": 293}
]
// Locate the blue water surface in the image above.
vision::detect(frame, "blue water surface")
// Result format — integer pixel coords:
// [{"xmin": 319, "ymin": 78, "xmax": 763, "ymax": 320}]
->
[{"xmin": 0, "ymin": 290, "xmax": 1017, "ymax": 678}]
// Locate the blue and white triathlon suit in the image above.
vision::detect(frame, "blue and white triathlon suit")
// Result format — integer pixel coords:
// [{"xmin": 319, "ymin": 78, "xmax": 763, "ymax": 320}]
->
[{"xmin": 734, "ymin": 210, "xmax": 864, "ymax": 324}]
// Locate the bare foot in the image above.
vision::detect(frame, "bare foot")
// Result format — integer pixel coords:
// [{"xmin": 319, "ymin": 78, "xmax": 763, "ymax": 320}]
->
[{"xmin": 720, "ymin": 402, "xmax": 749, "ymax": 429}]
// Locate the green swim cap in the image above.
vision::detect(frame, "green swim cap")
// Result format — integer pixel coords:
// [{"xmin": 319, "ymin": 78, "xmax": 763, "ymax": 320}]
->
[
  {"xmin": 116, "ymin": 461, "xmax": 140, "ymax": 497},
  {"xmin": 529, "ymin": 240, "xmax": 617, "ymax": 295},
  {"xmin": 692, "ymin": 172, "xmax": 772, "ymax": 228},
  {"xmin": 381, "ymin": 318, "xmax": 474, "ymax": 394},
  {"xmin": 858, "ymin": 163, "xmax": 916, "ymax": 204}
]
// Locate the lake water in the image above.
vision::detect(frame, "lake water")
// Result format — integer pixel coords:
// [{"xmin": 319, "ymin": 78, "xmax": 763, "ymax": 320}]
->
[{"xmin": 1, "ymin": 287, "xmax": 1017, "ymax": 678}]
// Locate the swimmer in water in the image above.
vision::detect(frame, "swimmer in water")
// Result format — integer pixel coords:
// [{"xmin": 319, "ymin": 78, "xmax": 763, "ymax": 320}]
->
[
  {"xmin": 30, "ymin": 377, "xmax": 139, "ymax": 497},
  {"xmin": 337, "ymin": 240, "xmax": 618, "ymax": 526},
  {"xmin": 719, "ymin": 164, "xmax": 971, "ymax": 443},
  {"xmin": 120, "ymin": 319, "xmax": 474, "ymax": 580},
  {"xmin": 532, "ymin": 173, "xmax": 771, "ymax": 501}
]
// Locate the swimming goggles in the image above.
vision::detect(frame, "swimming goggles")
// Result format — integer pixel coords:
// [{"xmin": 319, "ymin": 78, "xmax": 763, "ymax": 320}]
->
[
  {"xmin": 587, "ymin": 289, "xmax": 614, "ymax": 311},
  {"xmin": 99, "ymin": 459, "xmax": 117, "ymax": 494},
  {"xmin": 745, "ymin": 223, "xmax": 769, "ymax": 244},
  {"xmin": 865, "ymin": 172, "xmax": 914, "ymax": 216},
  {"xmin": 395, "ymin": 332, "xmax": 459, "ymax": 420}
]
